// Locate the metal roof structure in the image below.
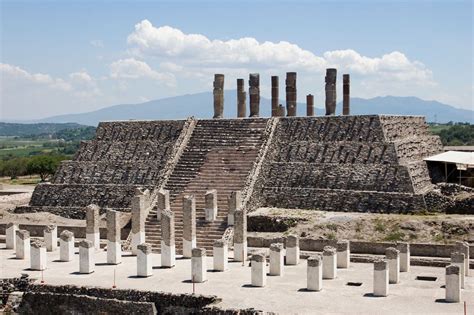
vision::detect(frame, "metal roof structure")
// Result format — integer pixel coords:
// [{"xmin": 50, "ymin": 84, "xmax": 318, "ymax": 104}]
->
[{"xmin": 424, "ymin": 151, "xmax": 474, "ymax": 170}]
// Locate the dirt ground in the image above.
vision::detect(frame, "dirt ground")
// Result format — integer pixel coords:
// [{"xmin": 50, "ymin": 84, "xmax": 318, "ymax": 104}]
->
[{"xmin": 251, "ymin": 208, "xmax": 474, "ymax": 244}]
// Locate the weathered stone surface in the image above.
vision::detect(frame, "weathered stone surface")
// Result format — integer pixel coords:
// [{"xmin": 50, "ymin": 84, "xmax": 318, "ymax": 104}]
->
[
  {"xmin": 192, "ymin": 248, "xmax": 206, "ymax": 257},
  {"xmin": 271, "ymin": 76, "xmax": 279, "ymax": 117},
  {"xmin": 161, "ymin": 210, "xmax": 175, "ymax": 247},
  {"xmin": 306, "ymin": 94, "xmax": 314, "ymax": 117},
  {"xmin": 79, "ymin": 240, "xmax": 94, "ymax": 249},
  {"xmin": 183, "ymin": 195, "xmax": 196, "ymax": 241},
  {"xmin": 31, "ymin": 240, "xmax": 45, "ymax": 248},
  {"xmin": 213, "ymin": 74, "xmax": 224, "ymax": 119},
  {"xmin": 342, "ymin": 74, "xmax": 350, "ymax": 115},
  {"xmin": 131, "ymin": 194, "xmax": 145, "ymax": 234},
  {"xmin": 85, "ymin": 204, "xmax": 100, "ymax": 234},
  {"xmin": 44, "ymin": 225, "xmax": 56, "ymax": 233},
  {"xmin": 237, "ymin": 78, "xmax": 246, "ymax": 118},
  {"xmin": 397, "ymin": 242, "xmax": 409, "ymax": 253},
  {"xmin": 307, "ymin": 255, "xmax": 322, "ymax": 267},
  {"xmin": 386, "ymin": 247, "xmax": 400, "ymax": 259},
  {"xmin": 323, "ymin": 246, "xmax": 336, "ymax": 255},
  {"xmin": 374, "ymin": 259, "xmax": 388, "ymax": 270},
  {"xmin": 137, "ymin": 243, "xmax": 152, "ymax": 255},
  {"xmin": 234, "ymin": 209, "xmax": 247, "ymax": 244},
  {"xmin": 337, "ymin": 240, "xmax": 349, "ymax": 251},
  {"xmin": 249, "ymin": 73, "xmax": 260, "ymax": 117},
  {"xmin": 451, "ymin": 251, "xmax": 465, "ymax": 263},
  {"xmin": 287, "ymin": 235, "xmax": 299, "ymax": 248},
  {"xmin": 325, "ymin": 68, "xmax": 337, "ymax": 115},
  {"xmin": 270, "ymin": 243, "xmax": 284, "ymax": 252},
  {"xmin": 60, "ymin": 230, "xmax": 74, "ymax": 242},
  {"xmin": 251, "ymin": 253, "xmax": 265, "ymax": 262},
  {"xmin": 446, "ymin": 264, "xmax": 460, "ymax": 275},
  {"xmin": 106, "ymin": 210, "xmax": 120, "ymax": 243},
  {"xmin": 286, "ymin": 72, "xmax": 297, "ymax": 116},
  {"xmin": 16, "ymin": 230, "xmax": 30, "ymax": 240}
]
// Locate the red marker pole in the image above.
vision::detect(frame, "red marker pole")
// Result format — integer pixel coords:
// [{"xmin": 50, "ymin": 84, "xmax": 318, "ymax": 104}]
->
[
  {"xmin": 40, "ymin": 270, "xmax": 45, "ymax": 284},
  {"xmin": 112, "ymin": 269, "xmax": 116, "ymax": 288},
  {"xmin": 192, "ymin": 276, "xmax": 195, "ymax": 295}
]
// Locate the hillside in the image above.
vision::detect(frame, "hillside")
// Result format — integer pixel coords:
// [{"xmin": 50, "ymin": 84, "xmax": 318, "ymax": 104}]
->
[{"xmin": 0, "ymin": 122, "xmax": 89, "ymax": 137}]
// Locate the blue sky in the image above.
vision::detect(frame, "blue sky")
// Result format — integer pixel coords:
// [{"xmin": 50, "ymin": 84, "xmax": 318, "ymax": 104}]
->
[{"xmin": 1, "ymin": 0, "xmax": 472, "ymax": 120}]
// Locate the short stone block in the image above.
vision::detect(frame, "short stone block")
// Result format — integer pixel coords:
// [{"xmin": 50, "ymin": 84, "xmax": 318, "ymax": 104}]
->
[
  {"xmin": 213, "ymin": 240, "xmax": 228, "ymax": 272},
  {"xmin": 451, "ymin": 252, "xmax": 465, "ymax": 289},
  {"xmin": 59, "ymin": 230, "xmax": 75, "ymax": 262},
  {"xmin": 204, "ymin": 189, "xmax": 218, "ymax": 222},
  {"xmin": 336, "ymin": 240, "xmax": 350, "ymax": 269},
  {"xmin": 79, "ymin": 240, "xmax": 95, "ymax": 274},
  {"xmin": 386, "ymin": 247, "xmax": 400, "ymax": 284},
  {"xmin": 373, "ymin": 259, "xmax": 389, "ymax": 297},
  {"xmin": 192, "ymin": 248, "xmax": 207, "ymax": 283},
  {"xmin": 137, "ymin": 243, "xmax": 153, "ymax": 277},
  {"xmin": 307, "ymin": 255, "xmax": 323, "ymax": 291},
  {"xmin": 30, "ymin": 240, "xmax": 47, "ymax": 271},
  {"xmin": 323, "ymin": 246, "xmax": 337, "ymax": 279},
  {"xmin": 445, "ymin": 264, "xmax": 461, "ymax": 303},
  {"xmin": 6, "ymin": 223, "xmax": 18, "ymax": 250},
  {"xmin": 397, "ymin": 242, "xmax": 410, "ymax": 272},
  {"xmin": 269, "ymin": 243, "xmax": 284, "ymax": 276},
  {"xmin": 251, "ymin": 253, "xmax": 266, "ymax": 287},
  {"xmin": 16, "ymin": 230, "xmax": 30, "ymax": 260},
  {"xmin": 286, "ymin": 234, "xmax": 300, "ymax": 265},
  {"xmin": 44, "ymin": 225, "xmax": 58, "ymax": 252}
]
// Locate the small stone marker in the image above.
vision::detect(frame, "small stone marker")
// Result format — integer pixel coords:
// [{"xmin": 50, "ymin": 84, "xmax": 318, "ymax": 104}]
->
[
  {"xmin": 227, "ymin": 191, "xmax": 241, "ymax": 226},
  {"xmin": 385, "ymin": 247, "xmax": 400, "ymax": 284},
  {"xmin": 204, "ymin": 189, "xmax": 218, "ymax": 222},
  {"xmin": 85, "ymin": 204, "xmax": 100, "ymax": 250},
  {"xmin": 44, "ymin": 225, "xmax": 58, "ymax": 252},
  {"xmin": 161, "ymin": 210, "xmax": 175, "ymax": 268},
  {"xmin": 251, "ymin": 253, "xmax": 266, "ymax": 287},
  {"xmin": 396, "ymin": 242, "xmax": 410, "ymax": 272},
  {"xmin": 137, "ymin": 243, "xmax": 153, "ymax": 277},
  {"xmin": 30, "ymin": 240, "xmax": 47, "ymax": 271},
  {"xmin": 322, "ymin": 246, "xmax": 337, "ymax": 279},
  {"xmin": 15, "ymin": 230, "xmax": 30, "ymax": 260},
  {"xmin": 233, "ymin": 209, "xmax": 247, "ymax": 262},
  {"xmin": 307, "ymin": 255, "xmax": 323, "ymax": 291},
  {"xmin": 106, "ymin": 210, "xmax": 121, "ymax": 265},
  {"xmin": 445, "ymin": 264, "xmax": 461, "ymax": 303},
  {"xmin": 373, "ymin": 259, "xmax": 389, "ymax": 297},
  {"xmin": 156, "ymin": 189, "xmax": 170, "ymax": 221},
  {"xmin": 455, "ymin": 241, "xmax": 470, "ymax": 276},
  {"xmin": 79, "ymin": 240, "xmax": 95, "ymax": 274},
  {"xmin": 269, "ymin": 243, "xmax": 284, "ymax": 276},
  {"xmin": 336, "ymin": 240, "xmax": 350, "ymax": 269},
  {"xmin": 183, "ymin": 195, "xmax": 196, "ymax": 258},
  {"xmin": 286, "ymin": 234, "xmax": 300, "ymax": 265},
  {"xmin": 192, "ymin": 248, "xmax": 207, "ymax": 283},
  {"xmin": 59, "ymin": 230, "xmax": 74, "ymax": 262},
  {"xmin": 451, "ymin": 252, "xmax": 465, "ymax": 289},
  {"xmin": 131, "ymin": 193, "xmax": 146, "ymax": 255},
  {"xmin": 213, "ymin": 239, "xmax": 228, "ymax": 272},
  {"xmin": 6, "ymin": 223, "xmax": 18, "ymax": 250}
]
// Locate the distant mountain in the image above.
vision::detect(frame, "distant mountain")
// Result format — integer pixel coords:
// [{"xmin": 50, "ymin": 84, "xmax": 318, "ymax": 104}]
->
[
  {"xmin": 9, "ymin": 92, "xmax": 474, "ymax": 126},
  {"xmin": 0, "ymin": 122, "xmax": 89, "ymax": 136}
]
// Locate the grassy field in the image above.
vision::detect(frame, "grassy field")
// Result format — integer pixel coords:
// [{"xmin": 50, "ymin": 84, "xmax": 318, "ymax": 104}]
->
[
  {"xmin": 0, "ymin": 175, "xmax": 42, "ymax": 185},
  {"xmin": 0, "ymin": 137, "xmax": 66, "ymax": 158}
]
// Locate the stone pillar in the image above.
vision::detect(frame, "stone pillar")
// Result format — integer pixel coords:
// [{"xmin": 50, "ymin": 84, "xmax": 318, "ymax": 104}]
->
[
  {"xmin": 233, "ymin": 209, "xmax": 247, "ymax": 262},
  {"xmin": 251, "ymin": 253, "xmax": 266, "ymax": 287},
  {"xmin": 336, "ymin": 240, "xmax": 350, "ymax": 268},
  {"xmin": 286, "ymin": 234, "xmax": 300, "ymax": 265},
  {"xmin": 451, "ymin": 252, "xmax": 465, "ymax": 289},
  {"xmin": 306, "ymin": 94, "xmax": 314, "ymax": 117},
  {"xmin": 445, "ymin": 265, "xmax": 461, "ymax": 303},
  {"xmin": 205, "ymin": 189, "xmax": 218, "ymax": 222},
  {"xmin": 30, "ymin": 240, "xmax": 47, "ymax": 271},
  {"xmin": 323, "ymin": 246, "xmax": 337, "ymax": 279},
  {"xmin": 286, "ymin": 72, "xmax": 297, "ymax": 116},
  {"xmin": 192, "ymin": 248, "xmax": 207, "ymax": 283},
  {"xmin": 249, "ymin": 73, "xmax": 260, "ymax": 117},
  {"xmin": 213, "ymin": 240, "xmax": 228, "ymax": 272},
  {"xmin": 106, "ymin": 210, "xmax": 121, "ymax": 265},
  {"xmin": 131, "ymin": 193, "xmax": 146, "ymax": 255},
  {"xmin": 156, "ymin": 189, "xmax": 170, "ymax": 222},
  {"xmin": 325, "ymin": 68, "xmax": 337, "ymax": 115},
  {"xmin": 183, "ymin": 195, "xmax": 196, "ymax": 258},
  {"xmin": 85, "ymin": 204, "xmax": 100, "ymax": 250},
  {"xmin": 373, "ymin": 259, "xmax": 389, "ymax": 297},
  {"xmin": 386, "ymin": 247, "xmax": 400, "ymax": 284},
  {"xmin": 307, "ymin": 255, "xmax": 323, "ymax": 291},
  {"xmin": 269, "ymin": 243, "xmax": 284, "ymax": 276},
  {"xmin": 455, "ymin": 241, "xmax": 470, "ymax": 276},
  {"xmin": 237, "ymin": 78, "xmax": 246, "ymax": 118},
  {"xmin": 397, "ymin": 242, "xmax": 410, "ymax": 272},
  {"xmin": 15, "ymin": 230, "xmax": 30, "ymax": 260},
  {"xmin": 278, "ymin": 104, "xmax": 285, "ymax": 117},
  {"xmin": 342, "ymin": 74, "xmax": 350, "ymax": 115},
  {"xmin": 271, "ymin": 76, "xmax": 279, "ymax": 117},
  {"xmin": 59, "ymin": 230, "xmax": 75, "ymax": 262},
  {"xmin": 44, "ymin": 225, "xmax": 58, "ymax": 252},
  {"xmin": 227, "ymin": 191, "xmax": 241, "ymax": 226},
  {"xmin": 137, "ymin": 243, "xmax": 153, "ymax": 277},
  {"xmin": 79, "ymin": 240, "xmax": 95, "ymax": 274},
  {"xmin": 161, "ymin": 210, "xmax": 175, "ymax": 267},
  {"xmin": 6, "ymin": 223, "xmax": 18, "ymax": 249},
  {"xmin": 213, "ymin": 74, "xmax": 224, "ymax": 119}
]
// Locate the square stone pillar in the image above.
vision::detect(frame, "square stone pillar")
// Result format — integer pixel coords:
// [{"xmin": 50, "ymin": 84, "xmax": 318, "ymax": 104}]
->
[
  {"xmin": 237, "ymin": 78, "xmax": 247, "ymax": 118},
  {"xmin": 336, "ymin": 240, "xmax": 350, "ymax": 269},
  {"xmin": 106, "ymin": 210, "xmax": 121, "ymax": 265},
  {"xmin": 59, "ymin": 230, "xmax": 75, "ymax": 262},
  {"xmin": 373, "ymin": 259, "xmax": 389, "ymax": 297},
  {"xmin": 30, "ymin": 240, "xmax": 47, "ymax": 271},
  {"xmin": 445, "ymin": 265, "xmax": 461, "ymax": 303},
  {"xmin": 386, "ymin": 247, "xmax": 400, "ymax": 284},
  {"xmin": 183, "ymin": 195, "xmax": 196, "ymax": 258},
  {"xmin": 307, "ymin": 255, "xmax": 323, "ymax": 291},
  {"xmin": 455, "ymin": 241, "xmax": 470, "ymax": 276},
  {"xmin": 251, "ymin": 253, "xmax": 266, "ymax": 287},
  {"xmin": 137, "ymin": 243, "xmax": 153, "ymax": 277},
  {"xmin": 16, "ymin": 230, "xmax": 30, "ymax": 260},
  {"xmin": 161, "ymin": 210, "xmax": 175, "ymax": 267},
  {"xmin": 79, "ymin": 240, "xmax": 95, "ymax": 274},
  {"xmin": 213, "ymin": 240, "xmax": 228, "ymax": 272},
  {"xmin": 85, "ymin": 204, "xmax": 100, "ymax": 250},
  {"xmin": 205, "ymin": 189, "xmax": 218, "ymax": 222},
  {"xmin": 227, "ymin": 191, "xmax": 241, "ymax": 226},
  {"xmin": 192, "ymin": 248, "xmax": 207, "ymax": 283},
  {"xmin": 286, "ymin": 234, "xmax": 300, "ymax": 265},
  {"xmin": 323, "ymin": 246, "xmax": 337, "ymax": 279},
  {"xmin": 6, "ymin": 223, "xmax": 18, "ymax": 249},
  {"xmin": 233, "ymin": 209, "xmax": 247, "ymax": 262},
  {"xmin": 269, "ymin": 243, "xmax": 284, "ymax": 276},
  {"xmin": 451, "ymin": 252, "xmax": 465, "ymax": 289},
  {"xmin": 396, "ymin": 242, "xmax": 410, "ymax": 272},
  {"xmin": 131, "ymin": 194, "xmax": 146, "ymax": 255},
  {"xmin": 43, "ymin": 225, "xmax": 57, "ymax": 252},
  {"xmin": 156, "ymin": 189, "xmax": 170, "ymax": 222}
]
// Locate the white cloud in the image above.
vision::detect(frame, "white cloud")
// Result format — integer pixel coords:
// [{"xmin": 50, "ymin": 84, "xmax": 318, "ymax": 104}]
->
[
  {"xmin": 109, "ymin": 58, "xmax": 176, "ymax": 87},
  {"xmin": 90, "ymin": 40, "xmax": 104, "ymax": 48},
  {"xmin": 1, "ymin": 63, "xmax": 72, "ymax": 91}
]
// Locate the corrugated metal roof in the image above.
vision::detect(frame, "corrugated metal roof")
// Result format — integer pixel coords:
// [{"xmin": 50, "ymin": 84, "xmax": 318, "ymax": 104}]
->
[{"xmin": 424, "ymin": 151, "xmax": 474, "ymax": 169}]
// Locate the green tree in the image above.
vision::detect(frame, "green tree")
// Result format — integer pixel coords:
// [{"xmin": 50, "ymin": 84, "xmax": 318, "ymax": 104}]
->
[
  {"xmin": 0, "ymin": 157, "xmax": 28, "ymax": 179},
  {"xmin": 26, "ymin": 155, "xmax": 66, "ymax": 182}
]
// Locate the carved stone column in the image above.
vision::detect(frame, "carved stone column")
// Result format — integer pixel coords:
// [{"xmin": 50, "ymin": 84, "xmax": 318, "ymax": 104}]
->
[
  {"xmin": 325, "ymin": 68, "xmax": 337, "ymax": 115},
  {"xmin": 213, "ymin": 74, "xmax": 224, "ymax": 118},
  {"xmin": 306, "ymin": 94, "xmax": 314, "ymax": 116},
  {"xmin": 343, "ymin": 74, "xmax": 350, "ymax": 115},
  {"xmin": 249, "ymin": 73, "xmax": 260, "ymax": 117},
  {"xmin": 271, "ymin": 76, "xmax": 279, "ymax": 117},
  {"xmin": 286, "ymin": 72, "xmax": 297, "ymax": 116},
  {"xmin": 237, "ymin": 78, "xmax": 246, "ymax": 118}
]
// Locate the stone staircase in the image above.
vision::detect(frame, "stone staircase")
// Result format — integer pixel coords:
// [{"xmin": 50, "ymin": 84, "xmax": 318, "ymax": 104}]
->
[{"xmin": 144, "ymin": 118, "xmax": 269, "ymax": 253}]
